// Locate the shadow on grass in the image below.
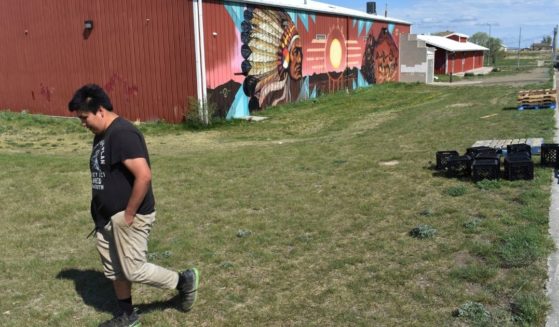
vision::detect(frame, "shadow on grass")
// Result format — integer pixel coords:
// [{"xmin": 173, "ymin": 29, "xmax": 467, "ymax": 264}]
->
[
  {"xmin": 56, "ymin": 268, "xmax": 180, "ymax": 315},
  {"xmin": 502, "ymin": 106, "xmax": 519, "ymax": 111}
]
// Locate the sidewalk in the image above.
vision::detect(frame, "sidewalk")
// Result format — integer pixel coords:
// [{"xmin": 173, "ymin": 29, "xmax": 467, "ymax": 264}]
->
[{"xmin": 546, "ymin": 70, "xmax": 559, "ymax": 327}]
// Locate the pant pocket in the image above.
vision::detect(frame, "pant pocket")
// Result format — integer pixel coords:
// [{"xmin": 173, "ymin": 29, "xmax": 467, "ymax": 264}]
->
[{"xmin": 110, "ymin": 211, "xmax": 128, "ymax": 227}]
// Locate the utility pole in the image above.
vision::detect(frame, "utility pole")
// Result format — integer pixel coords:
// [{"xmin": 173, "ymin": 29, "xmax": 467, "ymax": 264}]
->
[
  {"xmin": 553, "ymin": 25, "xmax": 558, "ymax": 66},
  {"xmin": 486, "ymin": 23, "xmax": 492, "ymax": 38},
  {"xmin": 486, "ymin": 23, "xmax": 492, "ymax": 66},
  {"xmin": 516, "ymin": 26, "xmax": 522, "ymax": 71}
]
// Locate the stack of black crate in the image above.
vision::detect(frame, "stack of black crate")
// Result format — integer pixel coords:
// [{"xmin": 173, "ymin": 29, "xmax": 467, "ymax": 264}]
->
[
  {"xmin": 435, "ymin": 144, "xmax": 538, "ymax": 181},
  {"xmin": 469, "ymin": 147, "xmax": 500, "ymax": 182},
  {"xmin": 503, "ymin": 144, "xmax": 533, "ymax": 180}
]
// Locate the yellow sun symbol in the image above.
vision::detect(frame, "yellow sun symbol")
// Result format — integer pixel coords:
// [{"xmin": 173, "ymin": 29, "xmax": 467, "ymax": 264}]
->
[{"xmin": 329, "ymin": 38, "xmax": 342, "ymax": 69}]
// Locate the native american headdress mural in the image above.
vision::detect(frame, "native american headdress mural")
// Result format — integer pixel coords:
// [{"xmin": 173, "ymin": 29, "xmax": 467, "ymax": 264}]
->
[
  {"xmin": 241, "ymin": 7, "xmax": 303, "ymax": 110},
  {"xmin": 362, "ymin": 28, "xmax": 399, "ymax": 84}
]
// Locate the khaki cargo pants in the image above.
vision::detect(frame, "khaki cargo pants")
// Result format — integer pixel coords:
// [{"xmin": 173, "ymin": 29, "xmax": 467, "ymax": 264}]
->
[{"xmin": 96, "ymin": 211, "xmax": 179, "ymax": 289}]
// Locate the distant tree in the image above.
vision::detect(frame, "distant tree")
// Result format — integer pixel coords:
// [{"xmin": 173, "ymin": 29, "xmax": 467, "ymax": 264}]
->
[
  {"xmin": 542, "ymin": 35, "xmax": 552, "ymax": 45},
  {"xmin": 469, "ymin": 32, "xmax": 490, "ymax": 48},
  {"xmin": 470, "ymin": 32, "xmax": 504, "ymax": 65}
]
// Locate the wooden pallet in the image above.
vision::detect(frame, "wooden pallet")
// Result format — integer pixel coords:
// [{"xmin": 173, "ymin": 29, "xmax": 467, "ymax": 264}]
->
[
  {"xmin": 517, "ymin": 89, "xmax": 556, "ymax": 105},
  {"xmin": 517, "ymin": 89, "xmax": 556, "ymax": 97},
  {"xmin": 471, "ymin": 138, "xmax": 544, "ymax": 154}
]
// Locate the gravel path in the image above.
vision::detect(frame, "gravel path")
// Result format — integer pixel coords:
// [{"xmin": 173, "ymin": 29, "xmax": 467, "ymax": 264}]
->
[{"xmin": 433, "ymin": 66, "xmax": 551, "ymax": 87}]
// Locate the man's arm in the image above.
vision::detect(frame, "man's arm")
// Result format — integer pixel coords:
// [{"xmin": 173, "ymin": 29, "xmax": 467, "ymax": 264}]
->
[{"xmin": 122, "ymin": 157, "xmax": 152, "ymax": 225}]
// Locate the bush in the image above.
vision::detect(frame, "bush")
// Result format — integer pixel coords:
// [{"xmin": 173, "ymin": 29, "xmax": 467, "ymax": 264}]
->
[
  {"xmin": 453, "ymin": 301, "xmax": 491, "ymax": 325},
  {"xmin": 445, "ymin": 185, "xmax": 467, "ymax": 197},
  {"xmin": 464, "ymin": 217, "xmax": 483, "ymax": 232},
  {"xmin": 409, "ymin": 225, "xmax": 437, "ymax": 239},
  {"xmin": 184, "ymin": 97, "xmax": 216, "ymax": 129}
]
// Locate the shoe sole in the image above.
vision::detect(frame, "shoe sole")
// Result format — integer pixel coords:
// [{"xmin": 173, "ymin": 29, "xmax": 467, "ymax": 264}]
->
[
  {"xmin": 191, "ymin": 268, "xmax": 200, "ymax": 306},
  {"xmin": 183, "ymin": 268, "xmax": 200, "ymax": 312}
]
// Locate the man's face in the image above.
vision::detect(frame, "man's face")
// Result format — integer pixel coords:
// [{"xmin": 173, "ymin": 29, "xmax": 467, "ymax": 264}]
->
[
  {"xmin": 289, "ymin": 38, "xmax": 303, "ymax": 80},
  {"xmin": 76, "ymin": 110, "xmax": 104, "ymax": 135}
]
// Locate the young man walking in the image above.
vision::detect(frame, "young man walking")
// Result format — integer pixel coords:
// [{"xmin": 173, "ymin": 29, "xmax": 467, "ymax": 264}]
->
[{"xmin": 68, "ymin": 84, "xmax": 199, "ymax": 327}]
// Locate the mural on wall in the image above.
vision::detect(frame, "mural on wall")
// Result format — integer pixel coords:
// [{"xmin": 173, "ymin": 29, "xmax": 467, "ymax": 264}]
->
[
  {"xmin": 362, "ymin": 27, "xmax": 399, "ymax": 84},
  {"xmin": 204, "ymin": 1, "xmax": 408, "ymax": 119},
  {"xmin": 241, "ymin": 7, "xmax": 303, "ymax": 111}
]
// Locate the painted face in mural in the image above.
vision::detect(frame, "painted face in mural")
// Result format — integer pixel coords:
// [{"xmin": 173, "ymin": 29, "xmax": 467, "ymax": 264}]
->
[
  {"xmin": 288, "ymin": 36, "xmax": 303, "ymax": 81},
  {"xmin": 241, "ymin": 7, "xmax": 303, "ymax": 110}
]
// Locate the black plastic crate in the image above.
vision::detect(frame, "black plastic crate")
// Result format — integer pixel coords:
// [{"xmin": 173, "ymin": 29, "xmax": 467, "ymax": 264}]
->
[
  {"xmin": 474, "ymin": 151, "xmax": 500, "ymax": 160},
  {"xmin": 466, "ymin": 146, "xmax": 497, "ymax": 158},
  {"xmin": 472, "ymin": 159, "xmax": 500, "ymax": 181},
  {"xmin": 541, "ymin": 143, "xmax": 559, "ymax": 167},
  {"xmin": 435, "ymin": 150, "xmax": 459, "ymax": 170},
  {"xmin": 506, "ymin": 143, "xmax": 531, "ymax": 159},
  {"xmin": 447, "ymin": 155, "xmax": 472, "ymax": 178},
  {"xmin": 504, "ymin": 156, "xmax": 534, "ymax": 180}
]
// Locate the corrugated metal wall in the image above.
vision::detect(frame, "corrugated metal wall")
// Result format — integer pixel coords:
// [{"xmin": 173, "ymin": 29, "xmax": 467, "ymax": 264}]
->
[
  {"xmin": 201, "ymin": 1, "xmax": 410, "ymax": 118},
  {"xmin": 0, "ymin": 0, "xmax": 197, "ymax": 123}
]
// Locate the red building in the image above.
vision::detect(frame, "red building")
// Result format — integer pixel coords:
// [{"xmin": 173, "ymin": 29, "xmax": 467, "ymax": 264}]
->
[
  {"xmin": 0, "ymin": 0, "xmax": 411, "ymax": 122},
  {"xmin": 417, "ymin": 33, "xmax": 488, "ymax": 75}
]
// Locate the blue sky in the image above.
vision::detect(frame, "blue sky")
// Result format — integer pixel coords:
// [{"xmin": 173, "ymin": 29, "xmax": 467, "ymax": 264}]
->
[{"xmin": 324, "ymin": 0, "xmax": 558, "ymax": 48}]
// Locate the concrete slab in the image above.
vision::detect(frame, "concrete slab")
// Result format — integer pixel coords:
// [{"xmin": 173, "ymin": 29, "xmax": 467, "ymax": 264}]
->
[{"xmin": 236, "ymin": 116, "xmax": 269, "ymax": 122}]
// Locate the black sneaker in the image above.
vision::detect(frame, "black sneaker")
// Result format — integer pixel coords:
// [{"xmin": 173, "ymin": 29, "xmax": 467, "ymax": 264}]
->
[
  {"xmin": 177, "ymin": 268, "xmax": 200, "ymax": 312},
  {"xmin": 98, "ymin": 310, "xmax": 141, "ymax": 327}
]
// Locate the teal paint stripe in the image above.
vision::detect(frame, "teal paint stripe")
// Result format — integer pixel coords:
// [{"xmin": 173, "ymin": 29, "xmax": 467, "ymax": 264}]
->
[
  {"xmin": 365, "ymin": 21, "xmax": 373, "ymax": 34},
  {"xmin": 286, "ymin": 9, "xmax": 298, "ymax": 28},
  {"xmin": 285, "ymin": 9, "xmax": 310, "ymax": 31},
  {"xmin": 224, "ymin": 2, "xmax": 244, "ymax": 32},
  {"xmin": 226, "ymin": 88, "xmax": 250, "ymax": 120}
]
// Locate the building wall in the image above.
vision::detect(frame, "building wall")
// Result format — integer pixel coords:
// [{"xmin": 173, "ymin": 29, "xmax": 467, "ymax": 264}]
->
[
  {"xmin": 0, "ymin": 0, "xmax": 411, "ymax": 122},
  {"xmin": 475, "ymin": 51, "xmax": 485, "ymax": 68},
  {"xmin": 203, "ymin": 1, "xmax": 411, "ymax": 119},
  {"xmin": 464, "ymin": 52, "xmax": 474, "ymax": 71},
  {"xmin": 447, "ymin": 35, "xmax": 467, "ymax": 43},
  {"xmin": 399, "ymin": 34, "xmax": 434, "ymax": 84},
  {"xmin": 0, "ymin": 0, "xmax": 197, "ymax": 123},
  {"xmin": 434, "ymin": 48, "xmax": 447, "ymax": 74},
  {"xmin": 432, "ymin": 48, "xmax": 485, "ymax": 75}
]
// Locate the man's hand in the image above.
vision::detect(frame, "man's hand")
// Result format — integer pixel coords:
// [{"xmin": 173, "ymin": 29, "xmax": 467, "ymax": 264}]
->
[
  {"xmin": 124, "ymin": 212, "xmax": 135, "ymax": 225},
  {"xmin": 122, "ymin": 157, "xmax": 152, "ymax": 226}
]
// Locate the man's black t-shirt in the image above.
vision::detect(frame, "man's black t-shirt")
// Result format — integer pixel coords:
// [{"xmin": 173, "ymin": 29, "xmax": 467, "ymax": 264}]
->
[{"xmin": 90, "ymin": 117, "xmax": 155, "ymax": 228}]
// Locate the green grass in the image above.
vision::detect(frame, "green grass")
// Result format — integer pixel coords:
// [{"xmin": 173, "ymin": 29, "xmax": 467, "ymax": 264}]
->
[{"xmin": 0, "ymin": 79, "xmax": 556, "ymax": 326}]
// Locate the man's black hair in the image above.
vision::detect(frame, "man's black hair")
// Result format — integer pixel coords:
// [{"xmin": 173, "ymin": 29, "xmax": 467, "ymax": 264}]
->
[{"xmin": 68, "ymin": 84, "xmax": 113, "ymax": 113}]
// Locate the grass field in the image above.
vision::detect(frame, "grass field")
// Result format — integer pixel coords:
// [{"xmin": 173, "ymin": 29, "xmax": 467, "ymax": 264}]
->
[{"xmin": 0, "ymin": 80, "xmax": 556, "ymax": 326}]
